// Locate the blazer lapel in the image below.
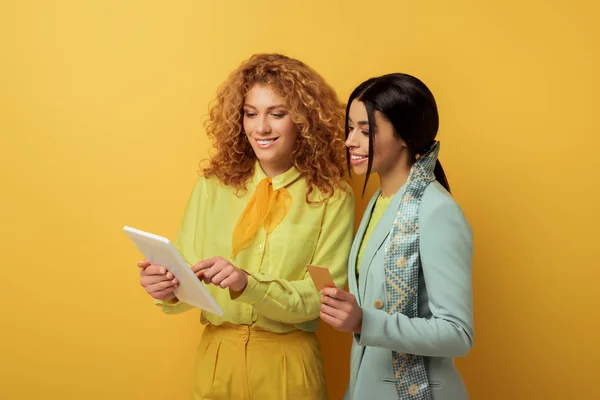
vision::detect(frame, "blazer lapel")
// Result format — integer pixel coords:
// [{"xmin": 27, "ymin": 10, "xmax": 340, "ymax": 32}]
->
[
  {"xmin": 358, "ymin": 185, "xmax": 406, "ymax": 300},
  {"xmin": 348, "ymin": 190, "xmax": 380, "ymax": 306}
]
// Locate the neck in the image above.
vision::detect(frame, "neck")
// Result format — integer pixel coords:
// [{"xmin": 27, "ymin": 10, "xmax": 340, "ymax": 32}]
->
[
  {"xmin": 259, "ymin": 160, "xmax": 293, "ymax": 178},
  {"xmin": 378, "ymin": 156, "xmax": 413, "ymax": 198}
]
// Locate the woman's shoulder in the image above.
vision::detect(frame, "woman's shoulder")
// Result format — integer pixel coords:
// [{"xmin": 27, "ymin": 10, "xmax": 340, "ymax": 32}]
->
[
  {"xmin": 186, "ymin": 174, "xmax": 243, "ymax": 202},
  {"xmin": 421, "ymin": 181, "xmax": 469, "ymax": 226},
  {"xmin": 423, "ymin": 180, "xmax": 454, "ymax": 205},
  {"xmin": 419, "ymin": 181, "xmax": 473, "ymax": 257},
  {"xmin": 332, "ymin": 180, "xmax": 354, "ymax": 201},
  {"xmin": 305, "ymin": 179, "xmax": 355, "ymax": 205}
]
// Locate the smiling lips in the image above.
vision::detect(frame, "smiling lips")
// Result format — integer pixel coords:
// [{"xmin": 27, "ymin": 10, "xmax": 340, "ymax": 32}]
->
[
  {"xmin": 255, "ymin": 137, "xmax": 279, "ymax": 149},
  {"xmin": 350, "ymin": 153, "xmax": 368, "ymax": 165}
]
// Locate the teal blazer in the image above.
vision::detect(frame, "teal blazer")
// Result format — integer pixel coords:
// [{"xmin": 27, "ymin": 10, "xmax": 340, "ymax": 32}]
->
[{"xmin": 344, "ymin": 181, "xmax": 474, "ymax": 400}]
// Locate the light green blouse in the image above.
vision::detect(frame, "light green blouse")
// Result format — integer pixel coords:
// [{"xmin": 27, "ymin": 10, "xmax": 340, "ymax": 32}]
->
[{"xmin": 356, "ymin": 194, "xmax": 393, "ymax": 275}]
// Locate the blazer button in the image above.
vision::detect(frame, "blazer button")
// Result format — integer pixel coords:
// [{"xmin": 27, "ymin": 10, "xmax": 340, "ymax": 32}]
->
[{"xmin": 373, "ymin": 299, "xmax": 384, "ymax": 309}]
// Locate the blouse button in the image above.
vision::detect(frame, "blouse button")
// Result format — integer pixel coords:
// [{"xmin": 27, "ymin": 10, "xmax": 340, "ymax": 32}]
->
[{"xmin": 373, "ymin": 299, "xmax": 384, "ymax": 309}]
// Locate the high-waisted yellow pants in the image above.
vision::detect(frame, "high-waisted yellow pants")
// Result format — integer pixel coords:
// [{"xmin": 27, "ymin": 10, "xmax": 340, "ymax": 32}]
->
[{"xmin": 191, "ymin": 323, "xmax": 328, "ymax": 400}]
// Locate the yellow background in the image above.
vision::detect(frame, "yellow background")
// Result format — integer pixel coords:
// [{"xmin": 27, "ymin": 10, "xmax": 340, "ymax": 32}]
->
[{"xmin": 1, "ymin": 1, "xmax": 598, "ymax": 399}]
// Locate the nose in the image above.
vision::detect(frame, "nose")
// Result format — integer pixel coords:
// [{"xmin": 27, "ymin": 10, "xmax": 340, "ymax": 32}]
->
[
  {"xmin": 255, "ymin": 116, "xmax": 271, "ymax": 135},
  {"xmin": 345, "ymin": 128, "xmax": 358, "ymax": 148}
]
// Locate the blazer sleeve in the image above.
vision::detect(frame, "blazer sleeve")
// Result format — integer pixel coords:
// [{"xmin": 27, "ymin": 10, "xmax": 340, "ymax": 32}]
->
[{"xmin": 356, "ymin": 196, "xmax": 474, "ymax": 358}]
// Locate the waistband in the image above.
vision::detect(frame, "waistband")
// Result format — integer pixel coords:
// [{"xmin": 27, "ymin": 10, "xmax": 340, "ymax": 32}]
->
[{"xmin": 204, "ymin": 322, "xmax": 316, "ymax": 343}]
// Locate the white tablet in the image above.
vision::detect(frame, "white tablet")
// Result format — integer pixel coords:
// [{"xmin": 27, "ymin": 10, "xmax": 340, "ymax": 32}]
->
[{"xmin": 124, "ymin": 226, "xmax": 224, "ymax": 316}]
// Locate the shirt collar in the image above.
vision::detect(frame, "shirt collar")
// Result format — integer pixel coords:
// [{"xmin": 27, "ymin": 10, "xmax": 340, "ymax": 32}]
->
[{"xmin": 252, "ymin": 161, "xmax": 302, "ymax": 190}]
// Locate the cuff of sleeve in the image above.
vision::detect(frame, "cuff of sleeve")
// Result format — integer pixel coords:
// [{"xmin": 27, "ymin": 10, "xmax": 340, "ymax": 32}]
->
[
  {"xmin": 230, "ymin": 274, "xmax": 268, "ymax": 305},
  {"xmin": 154, "ymin": 298, "xmax": 181, "ymax": 307},
  {"xmin": 356, "ymin": 307, "xmax": 386, "ymax": 347}
]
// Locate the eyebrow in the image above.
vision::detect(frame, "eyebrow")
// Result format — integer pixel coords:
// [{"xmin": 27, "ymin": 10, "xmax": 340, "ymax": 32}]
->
[
  {"xmin": 243, "ymin": 104, "xmax": 287, "ymax": 112},
  {"xmin": 348, "ymin": 117, "xmax": 369, "ymax": 126}
]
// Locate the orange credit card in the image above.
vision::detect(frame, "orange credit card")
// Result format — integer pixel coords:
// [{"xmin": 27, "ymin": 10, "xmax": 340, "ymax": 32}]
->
[{"xmin": 306, "ymin": 265, "xmax": 335, "ymax": 291}]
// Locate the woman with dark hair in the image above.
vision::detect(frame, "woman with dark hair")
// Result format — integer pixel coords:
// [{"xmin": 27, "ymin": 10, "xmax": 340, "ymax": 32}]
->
[{"xmin": 320, "ymin": 73, "xmax": 474, "ymax": 400}]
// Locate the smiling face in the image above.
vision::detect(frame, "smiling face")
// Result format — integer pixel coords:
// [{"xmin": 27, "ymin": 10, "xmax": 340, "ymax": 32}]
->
[
  {"xmin": 345, "ymin": 99, "xmax": 406, "ymax": 176},
  {"xmin": 242, "ymin": 84, "xmax": 298, "ymax": 177}
]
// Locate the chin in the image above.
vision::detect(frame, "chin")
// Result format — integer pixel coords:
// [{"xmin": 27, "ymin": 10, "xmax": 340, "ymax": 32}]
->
[
  {"xmin": 351, "ymin": 166, "xmax": 369, "ymax": 175},
  {"xmin": 255, "ymin": 153, "xmax": 278, "ymax": 163}
]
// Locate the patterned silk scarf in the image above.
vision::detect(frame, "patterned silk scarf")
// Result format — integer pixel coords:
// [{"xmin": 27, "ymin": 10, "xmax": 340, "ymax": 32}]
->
[{"xmin": 383, "ymin": 141, "xmax": 440, "ymax": 399}]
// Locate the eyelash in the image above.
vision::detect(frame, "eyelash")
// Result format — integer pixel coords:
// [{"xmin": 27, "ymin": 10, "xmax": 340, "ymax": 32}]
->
[
  {"xmin": 347, "ymin": 125, "xmax": 369, "ymax": 135},
  {"xmin": 244, "ymin": 112, "xmax": 286, "ymax": 119}
]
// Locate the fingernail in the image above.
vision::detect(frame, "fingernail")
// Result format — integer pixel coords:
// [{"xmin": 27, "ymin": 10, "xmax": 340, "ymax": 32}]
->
[
  {"xmin": 160, "ymin": 268, "xmax": 166, "ymax": 274},
  {"xmin": 172, "ymin": 279, "xmax": 178, "ymax": 284},
  {"xmin": 166, "ymin": 273, "xmax": 173, "ymax": 279}
]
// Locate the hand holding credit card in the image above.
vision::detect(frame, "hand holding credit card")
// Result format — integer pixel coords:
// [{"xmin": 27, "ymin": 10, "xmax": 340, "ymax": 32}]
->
[{"xmin": 306, "ymin": 264, "xmax": 336, "ymax": 291}]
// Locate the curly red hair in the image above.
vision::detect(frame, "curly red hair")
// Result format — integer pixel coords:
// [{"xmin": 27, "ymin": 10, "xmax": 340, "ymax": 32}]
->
[{"xmin": 202, "ymin": 53, "xmax": 347, "ymax": 202}]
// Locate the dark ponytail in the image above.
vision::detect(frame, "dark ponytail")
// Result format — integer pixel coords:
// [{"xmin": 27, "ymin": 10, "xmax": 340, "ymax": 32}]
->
[{"xmin": 434, "ymin": 160, "xmax": 450, "ymax": 193}]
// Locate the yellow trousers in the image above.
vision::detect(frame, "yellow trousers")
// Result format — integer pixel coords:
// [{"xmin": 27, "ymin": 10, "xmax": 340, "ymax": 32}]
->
[{"xmin": 192, "ymin": 323, "xmax": 328, "ymax": 400}]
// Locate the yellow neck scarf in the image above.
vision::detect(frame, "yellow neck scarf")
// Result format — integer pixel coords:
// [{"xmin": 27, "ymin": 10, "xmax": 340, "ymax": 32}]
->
[{"xmin": 231, "ymin": 177, "xmax": 291, "ymax": 258}]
